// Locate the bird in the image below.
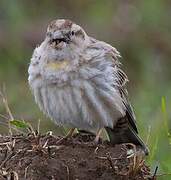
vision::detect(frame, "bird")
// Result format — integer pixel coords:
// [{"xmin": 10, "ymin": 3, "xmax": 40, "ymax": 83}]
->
[{"xmin": 28, "ymin": 19, "xmax": 148, "ymax": 155}]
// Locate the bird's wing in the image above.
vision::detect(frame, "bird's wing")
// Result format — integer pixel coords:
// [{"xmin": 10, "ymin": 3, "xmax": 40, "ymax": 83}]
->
[
  {"xmin": 111, "ymin": 52, "xmax": 138, "ymax": 133},
  {"xmin": 89, "ymin": 38, "xmax": 138, "ymax": 133},
  {"xmin": 88, "ymin": 38, "xmax": 149, "ymax": 155}
]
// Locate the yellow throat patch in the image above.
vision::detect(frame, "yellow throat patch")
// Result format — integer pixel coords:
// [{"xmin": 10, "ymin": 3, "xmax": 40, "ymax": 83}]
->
[{"xmin": 45, "ymin": 60, "xmax": 69, "ymax": 70}]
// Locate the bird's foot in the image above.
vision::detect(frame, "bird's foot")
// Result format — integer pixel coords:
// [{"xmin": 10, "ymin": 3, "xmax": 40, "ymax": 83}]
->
[
  {"xmin": 56, "ymin": 128, "xmax": 76, "ymax": 144},
  {"xmin": 93, "ymin": 129, "xmax": 103, "ymax": 144}
]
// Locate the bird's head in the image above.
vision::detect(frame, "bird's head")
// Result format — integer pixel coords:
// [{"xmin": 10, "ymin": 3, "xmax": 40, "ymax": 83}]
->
[
  {"xmin": 45, "ymin": 19, "xmax": 89, "ymax": 51},
  {"xmin": 36, "ymin": 19, "xmax": 90, "ymax": 72}
]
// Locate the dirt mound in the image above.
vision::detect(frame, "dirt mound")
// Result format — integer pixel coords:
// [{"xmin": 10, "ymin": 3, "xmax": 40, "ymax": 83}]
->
[{"xmin": 0, "ymin": 132, "xmax": 152, "ymax": 180}]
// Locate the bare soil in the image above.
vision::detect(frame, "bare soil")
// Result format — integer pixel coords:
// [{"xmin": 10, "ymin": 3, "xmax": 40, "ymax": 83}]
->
[{"xmin": 0, "ymin": 132, "xmax": 153, "ymax": 180}]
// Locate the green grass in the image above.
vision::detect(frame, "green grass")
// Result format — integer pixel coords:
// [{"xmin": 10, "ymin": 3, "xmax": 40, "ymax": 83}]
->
[{"xmin": 143, "ymin": 97, "xmax": 171, "ymax": 179}]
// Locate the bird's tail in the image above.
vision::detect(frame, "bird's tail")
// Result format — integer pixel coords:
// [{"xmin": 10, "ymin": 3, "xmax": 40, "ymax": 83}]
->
[{"xmin": 105, "ymin": 126, "xmax": 149, "ymax": 155}]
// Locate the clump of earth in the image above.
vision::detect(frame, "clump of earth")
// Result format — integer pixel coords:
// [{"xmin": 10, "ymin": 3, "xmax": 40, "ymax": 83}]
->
[{"xmin": 0, "ymin": 132, "xmax": 152, "ymax": 180}]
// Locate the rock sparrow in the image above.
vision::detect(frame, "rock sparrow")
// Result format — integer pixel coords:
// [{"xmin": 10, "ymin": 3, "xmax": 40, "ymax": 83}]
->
[{"xmin": 28, "ymin": 19, "xmax": 148, "ymax": 155}]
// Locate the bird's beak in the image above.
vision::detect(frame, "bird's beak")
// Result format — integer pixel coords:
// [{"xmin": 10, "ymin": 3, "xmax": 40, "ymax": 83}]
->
[{"xmin": 50, "ymin": 31, "xmax": 71, "ymax": 44}]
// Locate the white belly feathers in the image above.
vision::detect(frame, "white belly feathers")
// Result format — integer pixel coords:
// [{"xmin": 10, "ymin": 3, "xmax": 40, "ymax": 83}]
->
[{"xmin": 32, "ymin": 78, "xmax": 125, "ymax": 132}]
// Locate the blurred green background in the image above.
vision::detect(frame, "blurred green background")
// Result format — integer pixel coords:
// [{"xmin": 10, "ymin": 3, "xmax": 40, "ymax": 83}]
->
[{"xmin": 0, "ymin": 1, "xmax": 171, "ymax": 178}]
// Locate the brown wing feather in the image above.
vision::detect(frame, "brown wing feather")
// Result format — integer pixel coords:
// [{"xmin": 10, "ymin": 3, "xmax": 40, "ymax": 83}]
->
[
  {"xmin": 89, "ymin": 37, "xmax": 138, "ymax": 133},
  {"xmin": 110, "ymin": 49, "xmax": 138, "ymax": 133}
]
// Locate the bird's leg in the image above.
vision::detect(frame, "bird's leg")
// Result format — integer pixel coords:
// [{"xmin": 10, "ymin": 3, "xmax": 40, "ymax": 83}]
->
[
  {"xmin": 65, "ymin": 128, "xmax": 76, "ymax": 138},
  {"xmin": 94, "ymin": 129, "xmax": 103, "ymax": 144},
  {"xmin": 57, "ymin": 128, "xmax": 76, "ymax": 144}
]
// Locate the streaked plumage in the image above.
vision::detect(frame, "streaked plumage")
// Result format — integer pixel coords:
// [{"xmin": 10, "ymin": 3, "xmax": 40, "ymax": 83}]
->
[{"xmin": 28, "ymin": 19, "xmax": 148, "ymax": 155}]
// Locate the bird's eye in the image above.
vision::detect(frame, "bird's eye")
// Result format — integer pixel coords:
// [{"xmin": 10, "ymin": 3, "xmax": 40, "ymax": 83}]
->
[
  {"xmin": 46, "ymin": 32, "xmax": 52, "ymax": 37},
  {"xmin": 71, "ymin": 31, "xmax": 75, "ymax": 36}
]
